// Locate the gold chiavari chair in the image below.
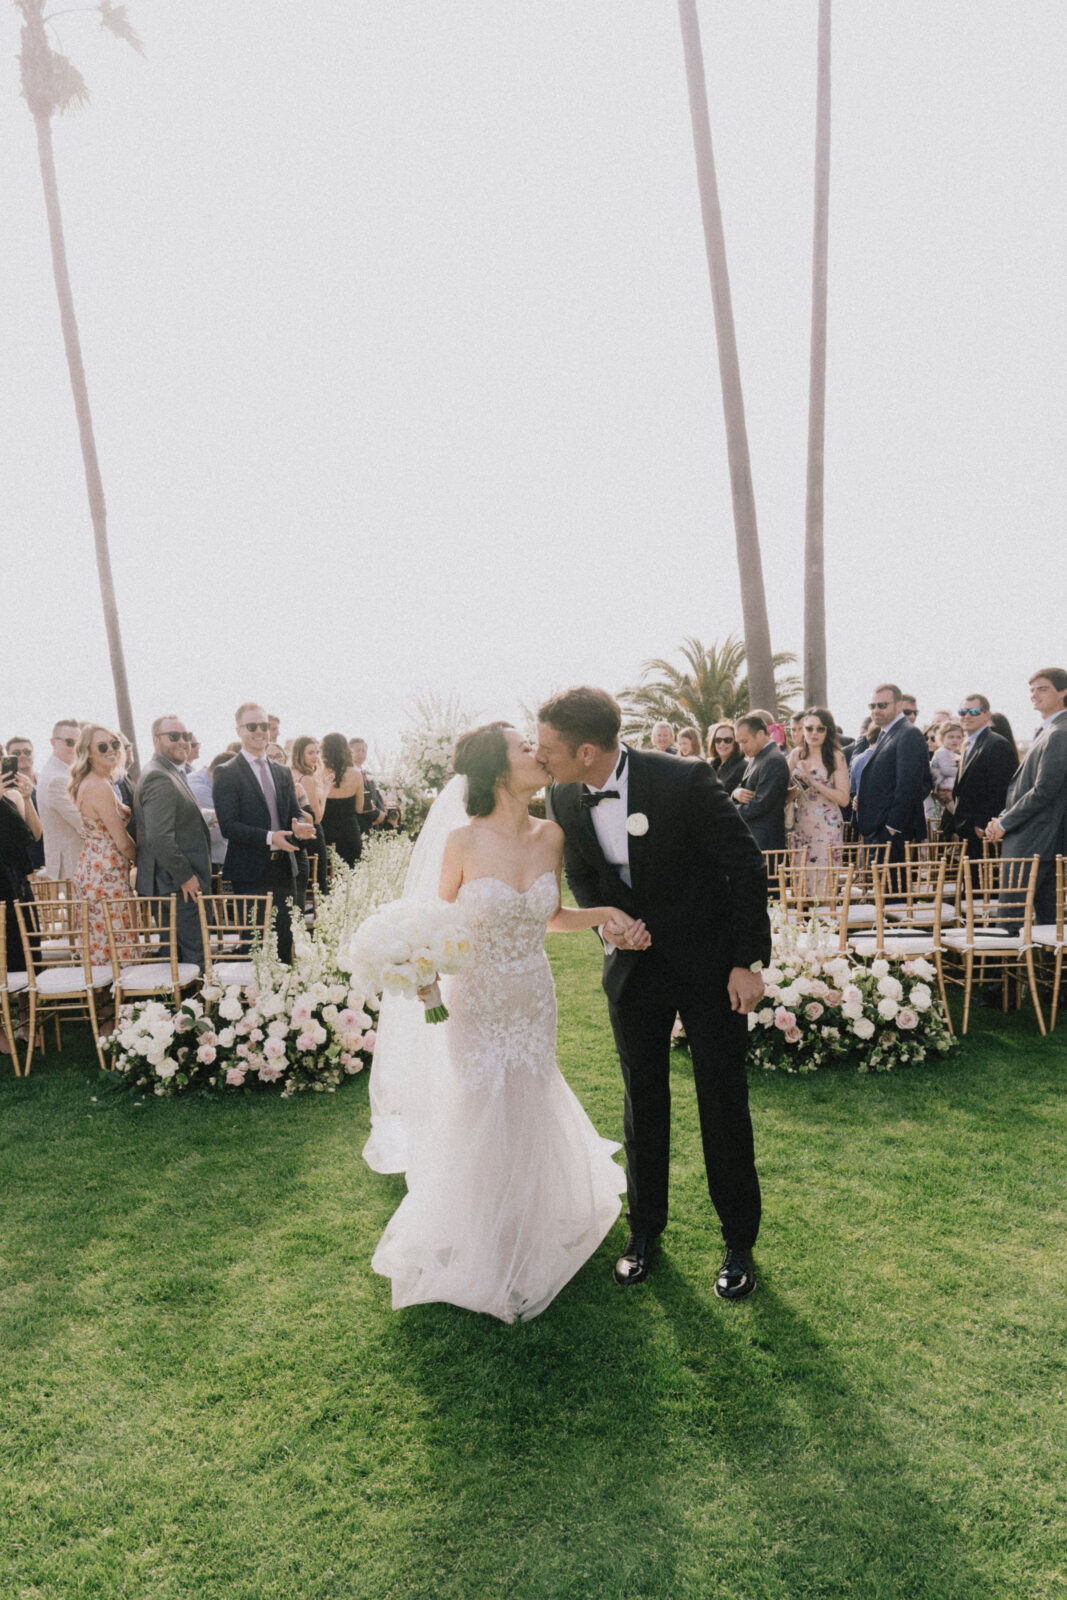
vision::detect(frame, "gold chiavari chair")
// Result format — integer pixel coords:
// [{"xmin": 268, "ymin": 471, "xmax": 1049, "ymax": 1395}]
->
[
  {"xmin": 1, "ymin": 916, "xmax": 30, "ymax": 1077},
  {"xmin": 15, "ymin": 898, "xmax": 115, "ymax": 1072},
  {"xmin": 305, "ymin": 850, "xmax": 320, "ymax": 928},
  {"xmin": 941, "ymin": 854, "xmax": 1045, "ymax": 1036},
  {"xmin": 762, "ymin": 847, "xmax": 802, "ymax": 901},
  {"xmin": 197, "ymin": 894, "xmax": 274, "ymax": 988},
  {"xmin": 779, "ymin": 861, "xmax": 856, "ymax": 951},
  {"xmin": 105, "ymin": 895, "xmax": 201, "ymax": 1012},
  {"xmin": 1033, "ymin": 856, "xmax": 1065, "ymax": 1033}
]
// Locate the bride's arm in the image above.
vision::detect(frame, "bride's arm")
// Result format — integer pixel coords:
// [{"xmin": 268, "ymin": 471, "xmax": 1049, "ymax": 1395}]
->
[
  {"xmin": 546, "ymin": 870, "xmax": 650, "ymax": 946},
  {"xmin": 438, "ymin": 829, "xmax": 465, "ymax": 903}
]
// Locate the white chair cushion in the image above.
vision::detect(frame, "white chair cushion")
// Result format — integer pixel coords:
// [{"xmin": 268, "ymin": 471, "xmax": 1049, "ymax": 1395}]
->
[
  {"xmin": 2, "ymin": 972, "xmax": 29, "ymax": 993},
  {"xmin": 942, "ymin": 930, "xmax": 1026, "ymax": 951},
  {"xmin": 211, "ymin": 961, "xmax": 256, "ymax": 985},
  {"xmin": 1032, "ymin": 925, "xmax": 1064, "ymax": 948},
  {"xmin": 850, "ymin": 936, "xmax": 939, "ymax": 958},
  {"xmin": 35, "ymin": 963, "xmax": 114, "ymax": 993},
  {"xmin": 885, "ymin": 905, "xmax": 957, "ymax": 926},
  {"xmin": 117, "ymin": 963, "xmax": 200, "ymax": 990}
]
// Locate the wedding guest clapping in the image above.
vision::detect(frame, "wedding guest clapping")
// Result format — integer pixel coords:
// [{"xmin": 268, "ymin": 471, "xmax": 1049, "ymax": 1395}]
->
[
  {"xmin": 70, "ymin": 726, "xmax": 137, "ymax": 963},
  {"xmin": 320, "ymin": 732, "xmax": 364, "ymax": 867},
  {"xmin": 708, "ymin": 723, "xmax": 746, "ymax": 795},
  {"xmin": 787, "ymin": 708, "xmax": 850, "ymax": 866},
  {"xmin": 677, "ymin": 727, "xmax": 705, "ymax": 760}
]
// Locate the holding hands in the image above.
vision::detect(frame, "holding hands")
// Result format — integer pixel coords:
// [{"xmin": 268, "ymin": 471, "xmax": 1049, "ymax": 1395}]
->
[{"xmin": 602, "ymin": 910, "xmax": 651, "ymax": 951}]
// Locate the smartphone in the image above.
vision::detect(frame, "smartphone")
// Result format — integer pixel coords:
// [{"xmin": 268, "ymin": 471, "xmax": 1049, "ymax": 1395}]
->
[{"xmin": 1, "ymin": 755, "xmax": 19, "ymax": 782}]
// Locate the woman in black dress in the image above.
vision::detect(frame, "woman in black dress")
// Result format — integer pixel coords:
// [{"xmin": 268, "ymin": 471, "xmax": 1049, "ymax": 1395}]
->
[
  {"xmin": 1, "ymin": 770, "xmax": 40, "ymax": 1058},
  {"xmin": 319, "ymin": 733, "xmax": 364, "ymax": 868},
  {"xmin": 708, "ymin": 721, "xmax": 746, "ymax": 795}
]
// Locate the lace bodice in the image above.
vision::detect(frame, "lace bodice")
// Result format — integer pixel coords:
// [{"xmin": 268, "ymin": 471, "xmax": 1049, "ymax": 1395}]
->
[{"xmin": 455, "ymin": 871, "xmax": 559, "ymax": 972}]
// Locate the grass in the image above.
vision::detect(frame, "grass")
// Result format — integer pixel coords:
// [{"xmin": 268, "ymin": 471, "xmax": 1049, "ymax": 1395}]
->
[{"xmin": 1, "ymin": 935, "xmax": 1065, "ymax": 1599}]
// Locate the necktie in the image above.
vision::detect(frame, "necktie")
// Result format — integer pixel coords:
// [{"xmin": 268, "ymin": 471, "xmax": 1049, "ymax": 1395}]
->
[
  {"xmin": 254, "ymin": 758, "xmax": 282, "ymax": 835},
  {"xmin": 582, "ymin": 789, "xmax": 620, "ymax": 808}
]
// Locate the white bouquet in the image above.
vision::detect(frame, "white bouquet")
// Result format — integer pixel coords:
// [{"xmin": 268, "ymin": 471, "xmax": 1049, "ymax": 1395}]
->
[{"xmin": 346, "ymin": 899, "xmax": 473, "ymax": 1023}]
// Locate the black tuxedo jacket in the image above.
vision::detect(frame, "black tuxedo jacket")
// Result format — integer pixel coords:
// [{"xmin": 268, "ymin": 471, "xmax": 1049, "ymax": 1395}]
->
[
  {"xmin": 943, "ymin": 729, "xmax": 1018, "ymax": 843},
  {"xmin": 855, "ymin": 718, "xmax": 929, "ymax": 841},
  {"xmin": 733, "ymin": 741, "xmax": 790, "ymax": 851},
  {"xmin": 547, "ymin": 748, "xmax": 770, "ymax": 1004},
  {"xmin": 213, "ymin": 753, "xmax": 305, "ymax": 884}
]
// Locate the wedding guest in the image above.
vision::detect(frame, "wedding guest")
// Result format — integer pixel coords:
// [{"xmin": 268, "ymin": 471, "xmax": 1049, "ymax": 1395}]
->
[
  {"xmin": 265, "ymin": 743, "xmax": 288, "ymax": 765},
  {"xmin": 267, "ymin": 714, "xmax": 281, "ymax": 745},
  {"xmin": 925, "ymin": 721, "xmax": 963, "ymax": 828},
  {"xmin": 0, "ymin": 764, "xmax": 39, "ymax": 1058},
  {"xmin": 989, "ymin": 712, "xmax": 1020, "ymax": 764},
  {"xmin": 848, "ymin": 722, "xmax": 878, "ymax": 821},
  {"xmin": 186, "ymin": 753, "xmax": 230, "ymax": 869},
  {"xmin": 787, "ymin": 708, "xmax": 850, "ymax": 866},
  {"xmin": 677, "ymin": 727, "xmax": 705, "ymax": 760},
  {"xmin": 901, "ymin": 694, "xmax": 919, "ymax": 725},
  {"xmin": 37, "ymin": 718, "xmax": 84, "ymax": 880},
  {"xmin": 114, "ymin": 736, "xmax": 137, "ymax": 843},
  {"xmin": 293, "ymin": 736, "xmax": 330, "ymax": 891},
  {"xmin": 133, "ymin": 716, "xmax": 211, "ymax": 966},
  {"xmin": 320, "ymin": 732, "xmax": 365, "ymax": 867},
  {"xmin": 708, "ymin": 722, "xmax": 746, "ymax": 795},
  {"xmin": 731, "ymin": 716, "xmax": 790, "ymax": 850},
  {"xmin": 70, "ymin": 725, "xmax": 137, "ymax": 963},
  {"xmin": 985, "ymin": 668, "xmax": 1067, "ymax": 923},
  {"xmin": 212, "ymin": 702, "xmax": 315, "ymax": 963},
  {"xmin": 942, "ymin": 695, "xmax": 1017, "ymax": 852},
  {"xmin": 6, "ymin": 736, "xmax": 43, "ymax": 871},
  {"xmin": 854, "ymin": 684, "xmax": 930, "ymax": 862},
  {"xmin": 650, "ymin": 721, "xmax": 677, "ymax": 754},
  {"xmin": 183, "ymin": 733, "xmax": 201, "ymax": 774},
  {"xmin": 349, "ymin": 737, "xmax": 387, "ymax": 835},
  {"xmin": 788, "ymin": 711, "xmax": 806, "ymax": 750}
]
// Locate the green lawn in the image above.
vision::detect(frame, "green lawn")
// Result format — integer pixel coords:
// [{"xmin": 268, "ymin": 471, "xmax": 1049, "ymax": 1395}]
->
[{"xmin": 1, "ymin": 935, "xmax": 1065, "ymax": 1600}]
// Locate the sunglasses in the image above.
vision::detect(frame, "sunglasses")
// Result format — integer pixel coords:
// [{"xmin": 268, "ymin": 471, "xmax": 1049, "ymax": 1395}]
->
[
  {"xmin": 713, "ymin": 735, "xmax": 735, "ymax": 744},
  {"xmin": 242, "ymin": 721, "xmax": 270, "ymax": 733},
  {"xmin": 55, "ymin": 737, "xmax": 76, "ymax": 748},
  {"xmin": 957, "ymin": 707, "xmax": 984, "ymax": 718},
  {"xmin": 903, "ymin": 709, "xmax": 918, "ymax": 719},
  {"xmin": 802, "ymin": 725, "xmax": 823, "ymax": 735},
  {"xmin": 9, "ymin": 747, "xmax": 32, "ymax": 757},
  {"xmin": 161, "ymin": 730, "xmax": 192, "ymax": 743},
  {"xmin": 96, "ymin": 739, "xmax": 122, "ymax": 755},
  {"xmin": 868, "ymin": 700, "xmax": 893, "ymax": 711}
]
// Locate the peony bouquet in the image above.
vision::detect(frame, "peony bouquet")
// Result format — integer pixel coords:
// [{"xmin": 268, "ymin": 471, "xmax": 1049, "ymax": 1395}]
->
[{"xmin": 345, "ymin": 899, "xmax": 472, "ymax": 1023}]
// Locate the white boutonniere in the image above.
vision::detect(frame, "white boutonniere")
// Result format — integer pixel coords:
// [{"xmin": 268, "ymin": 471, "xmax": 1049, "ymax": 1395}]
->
[{"xmin": 626, "ymin": 812, "xmax": 649, "ymax": 837}]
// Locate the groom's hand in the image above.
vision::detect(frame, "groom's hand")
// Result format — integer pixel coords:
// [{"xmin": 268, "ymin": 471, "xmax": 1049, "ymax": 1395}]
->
[
  {"xmin": 603, "ymin": 919, "xmax": 651, "ymax": 951},
  {"xmin": 728, "ymin": 967, "xmax": 764, "ymax": 1014}
]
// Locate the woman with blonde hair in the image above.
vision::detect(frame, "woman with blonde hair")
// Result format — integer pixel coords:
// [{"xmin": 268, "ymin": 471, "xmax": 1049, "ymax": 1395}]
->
[{"xmin": 70, "ymin": 725, "xmax": 136, "ymax": 963}]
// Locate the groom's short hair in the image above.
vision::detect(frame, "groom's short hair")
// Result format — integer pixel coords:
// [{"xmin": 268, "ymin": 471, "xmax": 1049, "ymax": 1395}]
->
[{"xmin": 537, "ymin": 687, "xmax": 621, "ymax": 752}]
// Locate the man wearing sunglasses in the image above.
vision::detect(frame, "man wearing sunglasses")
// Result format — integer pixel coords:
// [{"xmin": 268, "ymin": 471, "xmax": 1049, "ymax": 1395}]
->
[
  {"xmin": 133, "ymin": 716, "xmax": 213, "ymax": 966},
  {"xmin": 36, "ymin": 718, "xmax": 85, "ymax": 880},
  {"xmin": 853, "ymin": 683, "xmax": 929, "ymax": 862},
  {"xmin": 941, "ymin": 696, "xmax": 1017, "ymax": 852},
  {"xmin": 985, "ymin": 668, "xmax": 1067, "ymax": 923},
  {"xmin": 212, "ymin": 701, "xmax": 316, "ymax": 962}
]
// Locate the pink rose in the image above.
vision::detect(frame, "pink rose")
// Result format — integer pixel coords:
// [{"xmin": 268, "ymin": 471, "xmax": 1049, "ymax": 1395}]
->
[
  {"xmin": 362, "ymin": 1030, "xmax": 377, "ymax": 1052},
  {"xmin": 258, "ymin": 1062, "xmax": 284, "ymax": 1083},
  {"xmin": 249, "ymin": 1028, "xmax": 264, "ymax": 1043},
  {"xmin": 263, "ymin": 1036, "xmax": 286, "ymax": 1061},
  {"xmin": 225, "ymin": 1066, "xmax": 246, "ymax": 1087},
  {"xmin": 784, "ymin": 1027, "xmax": 802, "ymax": 1044},
  {"xmin": 896, "ymin": 1008, "xmax": 919, "ymax": 1030},
  {"xmin": 338, "ymin": 1009, "xmax": 359, "ymax": 1030},
  {"xmin": 196, "ymin": 1043, "xmax": 217, "ymax": 1065},
  {"xmin": 295, "ymin": 1030, "xmax": 317, "ymax": 1053},
  {"xmin": 235, "ymin": 1042, "xmax": 250, "ymax": 1058},
  {"xmin": 774, "ymin": 1007, "xmax": 797, "ymax": 1032},
  {"xmin": 824, "ymin": 989, "xmax": 843, "ymax": 1007},
  {"xmin": 804, "ymin": 1002, "xmax": 824, "ymax": 1022}
]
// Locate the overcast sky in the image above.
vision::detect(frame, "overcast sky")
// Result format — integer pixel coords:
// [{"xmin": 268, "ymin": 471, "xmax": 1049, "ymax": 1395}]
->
[{"xmin": 3, "ymin": 1, "xmax": 1064, "ymax": 768}]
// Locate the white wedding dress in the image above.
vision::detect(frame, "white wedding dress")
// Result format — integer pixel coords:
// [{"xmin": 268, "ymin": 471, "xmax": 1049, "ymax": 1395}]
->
[{"xmin": 370, "ymin": 868, "xmax": 625, "ymax": 1324}]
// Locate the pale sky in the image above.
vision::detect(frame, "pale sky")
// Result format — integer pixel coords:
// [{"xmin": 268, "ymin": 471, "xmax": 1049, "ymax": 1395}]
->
[{"xmin": 3, "ymin": 2, "xmax": 1064, "ymax": 770}]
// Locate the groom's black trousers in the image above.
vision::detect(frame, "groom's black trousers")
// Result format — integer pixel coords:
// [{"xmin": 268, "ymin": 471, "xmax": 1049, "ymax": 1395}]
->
[{"xmin": 607, "ymin": 954, "xmax": 761, "ymax": 1249}]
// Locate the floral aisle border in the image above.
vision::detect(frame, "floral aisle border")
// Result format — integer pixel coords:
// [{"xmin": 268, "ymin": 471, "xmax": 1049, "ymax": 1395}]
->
[
  {"xmin": 101, "ymin": 835, "xmax": 414, "ymax": 1098},
  {"xmin": 747, "ymin": 909, "xmax": 956, "ymax": 1072}
]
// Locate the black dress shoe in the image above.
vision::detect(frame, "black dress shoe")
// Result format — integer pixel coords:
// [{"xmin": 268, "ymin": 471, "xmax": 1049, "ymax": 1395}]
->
[
  {"xmin": 714, "ymin": 1246, "xmax": 757, "ymax": 1301},
  {"xmin": 613, "ymin": 1232, "xmax": 661, "ymax": 1286}
]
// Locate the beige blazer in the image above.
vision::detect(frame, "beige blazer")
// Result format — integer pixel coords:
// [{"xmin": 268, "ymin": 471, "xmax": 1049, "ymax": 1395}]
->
[{"xmin": 37, "ymin": 753, "xmax": 85, "ymax": 879}]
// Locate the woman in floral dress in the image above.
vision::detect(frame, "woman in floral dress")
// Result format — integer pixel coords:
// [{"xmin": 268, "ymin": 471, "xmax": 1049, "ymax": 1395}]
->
[
  {"xmin": 71, "ymin": 726, "xmax": 137, "ymax": 964},
  {"xmin": 787, "ymin": 708, "xmax": 851, "ymax": 867}
]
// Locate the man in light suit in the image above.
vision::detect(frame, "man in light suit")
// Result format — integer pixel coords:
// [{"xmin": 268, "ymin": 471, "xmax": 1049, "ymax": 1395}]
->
[
  {"xmin": 854, "ymin": 683, "xmax": 929, "ymax": 863},
  {"xmin": 133, "ymin": 716, "xmax": 213, "ymax": 966},
  {"xmin": 730, "ymin": 716, "xmax": 790, "ymax": 851},
  {"xmin": 213, "ymin": 701, "xmax": 316, "ymax": 962},
  {"xmin": 36, "ymin": 718, "xmax": 84, "ymax": 879},
  {"xmin": 986, "ymin": 668, "xmax": 1067, "ymax": 923}
]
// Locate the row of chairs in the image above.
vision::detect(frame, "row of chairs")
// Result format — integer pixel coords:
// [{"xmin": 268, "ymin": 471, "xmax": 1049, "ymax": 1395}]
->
[
  {"xmin": 1, "ymin": 892, "xmax": 275, "ymax": 1077},
  {"xmin": 762, "ymin": 844, "xmax": 1066, "ymax": 1038}
]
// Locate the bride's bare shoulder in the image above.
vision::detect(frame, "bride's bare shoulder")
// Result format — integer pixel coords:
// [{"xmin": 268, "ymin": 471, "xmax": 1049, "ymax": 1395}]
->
[{"xmin": 532, "ymin": 818, "xmax": 564, "ymax": 851}]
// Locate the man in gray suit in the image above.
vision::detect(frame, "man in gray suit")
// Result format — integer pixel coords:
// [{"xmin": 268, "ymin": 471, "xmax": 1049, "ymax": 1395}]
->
[
  {"xmin": 985, "ymin": 668, "xmax": 1067, "ymax": 923},
  {"xmin": 134, "ymin": 715, "xmax": 212, "ymax": 965},
  {"xmin": 731, "ymin": 716, "xmax": 790, "ymax": 851}
]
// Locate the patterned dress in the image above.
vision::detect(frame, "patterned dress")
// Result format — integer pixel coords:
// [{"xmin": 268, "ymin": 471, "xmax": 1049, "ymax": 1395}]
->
[
  {"xmin": 791, "ymin": 761, "xmax": 844, "ymax": 867},
  {"xmin": 74, "ymin": 817, "xmax": 134, "ymax": 964}
]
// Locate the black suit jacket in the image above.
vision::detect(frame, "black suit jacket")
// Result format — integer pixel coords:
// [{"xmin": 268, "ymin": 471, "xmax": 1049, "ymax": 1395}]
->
[
  {"xmin": 733, "ymin": 741, "xmax": 790, "ymax": 851},
  {"xmin": 213, "ymin": 753, "xmax": 306, "ymax": 885},
  {"xmin": 855, "ymin": 718, "xmax": 929, "ymax": 841},
  {"xmin": 943, "ymin": 729, "xmax": 1018, "ymax": 843},
  {"xmin": 547, "ymin": 749, "xmax": 770, "ymax": 1004}
]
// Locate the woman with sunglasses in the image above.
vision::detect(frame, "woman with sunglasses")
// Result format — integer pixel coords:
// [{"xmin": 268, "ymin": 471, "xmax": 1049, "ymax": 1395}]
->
[
  {"xmin": 787, "ymin": 708, "xmax": 850, "ymax": 866},
  {"xmin": 70, "ymin": 725, "xmax": 137, "ymax": 964},
  {"xmin": 707, "ymin": 722, "xmax": 746, "ymax": 795}
]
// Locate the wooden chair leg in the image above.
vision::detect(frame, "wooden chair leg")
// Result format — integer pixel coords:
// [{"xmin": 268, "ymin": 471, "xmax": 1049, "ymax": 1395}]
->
[
  {"xmin": 960, "ymin": 953, "xmax": 973, "ymax": 1036},
  {"xmin": 23, "ymin": 996, "xmax": 38, "ymax": 1075},
  {"xmin": 1050, "ymin": 951, "xmax": 1063, "ymax": 1032},
  {"xmin": 1024, "ymin": 950, "xmax": 1046, "ymax": 1036},
  {"xmin": 1, "ymin": 993, "xmax": 21, "ymax": 1076},
  {"xmin": 933, "ymin": 954, "xmax": 953, "ymax": 1037}
]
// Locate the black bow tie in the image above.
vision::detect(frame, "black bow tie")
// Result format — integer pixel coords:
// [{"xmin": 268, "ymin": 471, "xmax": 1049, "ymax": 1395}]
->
[{"xmin": 582, "ymin": 788, "xmax": 620, "ymax": 808}]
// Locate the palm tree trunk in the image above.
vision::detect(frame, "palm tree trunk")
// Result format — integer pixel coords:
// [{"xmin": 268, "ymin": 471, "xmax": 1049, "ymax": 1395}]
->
[
  {"xmin": 29, "ymin": 98, "xmax": 140, "ymax": 770},
  {"xmin": 803, "ymin": 0, "xmax": 832, "ymax": 709},
  {"xmin": 677, "ymin": 0, "xmax": 777, "ymax": 715}
]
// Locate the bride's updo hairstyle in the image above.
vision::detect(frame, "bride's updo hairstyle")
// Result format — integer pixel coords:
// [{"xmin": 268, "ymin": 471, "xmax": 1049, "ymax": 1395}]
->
[
  {"xmin": 453, "ymin": 721, "xmax": 514, "ymax": 817},
  {"xmin": 536, "ymin": 686, "xmax": 621, "ymax": 753}
]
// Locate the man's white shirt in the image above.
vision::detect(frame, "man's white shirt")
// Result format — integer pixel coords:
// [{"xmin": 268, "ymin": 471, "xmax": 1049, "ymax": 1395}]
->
[{"xmin": 585, "ymin": 746, "xmax": 631, "ymax": 889}]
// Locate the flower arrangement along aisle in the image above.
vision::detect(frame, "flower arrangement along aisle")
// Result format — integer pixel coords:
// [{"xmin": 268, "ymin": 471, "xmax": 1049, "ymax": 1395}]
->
[
  {"xmin": 746, "ymin": 908, "xmax": 956, "ymax": 1073},
  {"xmin": 100, "ymin": 834, "xmax": 413, "ymax": 1097}
]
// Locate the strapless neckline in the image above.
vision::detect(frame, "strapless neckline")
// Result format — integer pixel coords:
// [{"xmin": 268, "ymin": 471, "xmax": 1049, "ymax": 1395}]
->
[{"xmin": 459, "ymin": 870, "xmax": 556, "ymax": 898}]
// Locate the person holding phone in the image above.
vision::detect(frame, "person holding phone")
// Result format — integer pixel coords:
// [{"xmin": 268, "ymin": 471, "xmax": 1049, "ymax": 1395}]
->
[
  {"xmin": 1, "ymin": 761, "xmax": 40, "ymax": 1058},
  {"xmin": 787, "ymin": 708, "xmax": 850, "ymax": 866}
]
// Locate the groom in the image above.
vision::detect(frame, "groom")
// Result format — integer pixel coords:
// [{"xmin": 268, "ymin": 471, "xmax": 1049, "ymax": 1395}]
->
[{"xmin": 538, "ymin": 686, "xmax": 771, "ymax": 1299}]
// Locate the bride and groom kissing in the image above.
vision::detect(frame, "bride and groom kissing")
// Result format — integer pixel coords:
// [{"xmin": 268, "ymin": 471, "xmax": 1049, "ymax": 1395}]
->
[{"xmin": 366, "ymin": 685, "xmax": 771, "ymax": 1324}]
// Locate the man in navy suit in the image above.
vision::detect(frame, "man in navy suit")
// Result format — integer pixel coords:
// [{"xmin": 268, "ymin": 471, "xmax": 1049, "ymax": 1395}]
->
[
  {"xmin": 854, "ymin": 682, "xmax": 929, "ymax": 863},
  {"xmin": 212, "ymin": 701, "xmax": 316, "ymax": 962}
]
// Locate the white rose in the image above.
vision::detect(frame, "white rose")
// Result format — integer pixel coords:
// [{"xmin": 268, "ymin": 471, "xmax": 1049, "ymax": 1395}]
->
[
  {"xmin": 626, "ymin": 812, "xmax": 649, "ymax": 837},
  {"xmin": 156, "ymin": 1061, "xmax": 179, "ymax": 1080},
  {"xmin": 217, "ymin": 1028, "xmax": 236, "ymax": 1049},
  {"xmin": 896, "ymin": 1008, "xmax": 920, "ymax": 1030},
  {"xmin": 841, "ymin": 999, "xmax": 863, "ymax": 1021},
  {"xmin": 876, "ymin": 975, "xmax": 903, "ymax": 1002},
  {"xmin": 852, "ymin": 1016, "xmax": 875, "ymax": 1040},
  {"xmin": 909, "ymin": 984, "xmax": 933, "ymax": 1011},
  {"xmin": 871, "ymin": 959, "xmax": 890, "ymax": 978},
  {"xmin": 218, "ymin": 996, "xmax": 243, "ymax": 1022},
  {"xmin": 877, "ymin": 997, "xmax": 899, "ymax": 1020}
]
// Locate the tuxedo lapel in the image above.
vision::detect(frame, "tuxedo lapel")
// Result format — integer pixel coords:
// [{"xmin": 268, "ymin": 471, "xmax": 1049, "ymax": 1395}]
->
[{"xmin": 625, "ymin": 750, "xmax": 652, "ymax": 893}]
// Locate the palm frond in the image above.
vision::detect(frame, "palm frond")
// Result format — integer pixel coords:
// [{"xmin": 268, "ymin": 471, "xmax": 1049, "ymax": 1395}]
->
[
  {"xmin": 99, "ymin": 0, "xmax": 144, "ymax": 54},
  {"xmin": 49, "ymin": 50, "xmax": 90, "ymax": 112}
]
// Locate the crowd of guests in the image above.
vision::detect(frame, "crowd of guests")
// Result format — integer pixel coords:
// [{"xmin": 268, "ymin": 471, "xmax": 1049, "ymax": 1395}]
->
[
  {"xmin": 4, "ymin": 672, "xmax": 1066, "ymax": 1059},
  {"xmin": 0, "ymin": 703, "xmax": 400, "ymax": 1056},
  {"xmin": 644, "ymin": 666, "xmax": 1067, "ymax": 924}
]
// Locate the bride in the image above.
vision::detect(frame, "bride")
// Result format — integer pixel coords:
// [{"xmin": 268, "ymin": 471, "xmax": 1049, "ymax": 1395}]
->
[{"xmin": 368, "ymin": 721, "xmax": 649, "ymax": 1324}]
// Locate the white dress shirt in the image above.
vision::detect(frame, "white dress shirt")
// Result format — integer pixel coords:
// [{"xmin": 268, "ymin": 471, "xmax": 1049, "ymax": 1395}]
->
[{"xmin": 585, "ymin": 746, "xmax": 631, "ymax": 889}]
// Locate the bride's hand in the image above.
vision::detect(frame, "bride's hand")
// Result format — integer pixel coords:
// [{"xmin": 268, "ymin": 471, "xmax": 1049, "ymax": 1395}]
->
[{"xmin": 603, "ymin": 911, "xmax": 651, "ymax": 951}]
